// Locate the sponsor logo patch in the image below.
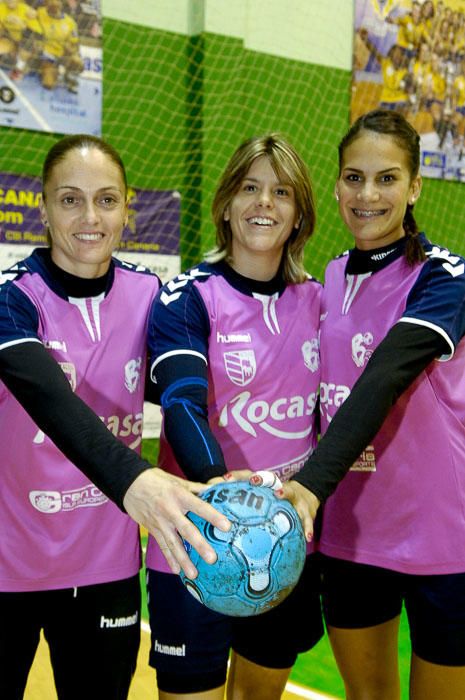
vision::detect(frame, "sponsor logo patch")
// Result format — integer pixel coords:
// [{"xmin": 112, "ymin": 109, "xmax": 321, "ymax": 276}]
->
[
  {"xmin": 301, "ymin": 337, "xmax": 319, "ymax": 373},
  {"xmin": 352, "ymin": 332, "xmax": 374, "ymax": 368},
  {"xmin": 224, "ymin": 350, "xmax": 256, "ymax": 386},
  {"xmin": 124, "ymin": 356, "xmax": 142, "ymax": 394},
  {"xmin": 29, "ymin": 485, "xmax": 108, "ymax": 513}
]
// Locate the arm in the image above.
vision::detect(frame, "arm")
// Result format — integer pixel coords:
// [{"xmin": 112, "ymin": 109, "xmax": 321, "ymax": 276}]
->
[
  {"xmin": 356, "ymin": 27, "xmax": 383, "ymax": 64},
  {"xmin": 144, "ymin": 365, "xmax": 161, "ymax": 404},
  {"xmin": 149, "ymin": 275, "xmax": 228, "ymax": 482},
  {"xmin": 0, "ymin": 342, "xmax": 151, "ymax": 508},
  {"xmin": 282, "ymin": 323, "xmax": 447, "ymax": 538},
  {"xmin": 0, "ymin": 342, "xmax": 230, "ymax": 576},
  {"xmin": 153, "ymin": 352, "xmax": 227, "ymax": 482}
]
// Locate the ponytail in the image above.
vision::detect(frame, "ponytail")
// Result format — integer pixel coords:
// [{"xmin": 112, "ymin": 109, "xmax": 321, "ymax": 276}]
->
[{"xmin": 403, "ymin": 204, "xmax": 426, "ymax": 265}]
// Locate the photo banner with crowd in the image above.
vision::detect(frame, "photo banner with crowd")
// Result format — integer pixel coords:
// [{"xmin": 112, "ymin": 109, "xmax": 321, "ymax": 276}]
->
[
  {"xmin": 352, "ymin": 0, "xmax": 465, "ymax": 181},
  {"xmin": 0, "ymin": 0, "xmax": 102, "ymax": 134}
]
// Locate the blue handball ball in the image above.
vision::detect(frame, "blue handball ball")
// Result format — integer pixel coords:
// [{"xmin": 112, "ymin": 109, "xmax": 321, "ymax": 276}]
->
[{"xmin": 180, "ymin": 481, "xmax": 306, "ymax": 617}]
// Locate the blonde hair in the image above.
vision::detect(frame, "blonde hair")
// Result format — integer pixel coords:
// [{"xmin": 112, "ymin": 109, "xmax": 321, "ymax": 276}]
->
[{"xmin": 208, "ymin": 133, "xmax": 315, "ymax": 283}]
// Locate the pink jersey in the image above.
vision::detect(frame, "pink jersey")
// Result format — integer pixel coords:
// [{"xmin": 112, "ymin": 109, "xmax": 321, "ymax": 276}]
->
[
  {"xmin": 0, "ymin": 253, "xmax": 159, "ymax": 591},
  {"xmin": 319, "ymin": 245, "xmax": 465, "ymax": 574},
  {"xmin": 146, "ymin": 262, "xmax": 321, "ymax": 572}
]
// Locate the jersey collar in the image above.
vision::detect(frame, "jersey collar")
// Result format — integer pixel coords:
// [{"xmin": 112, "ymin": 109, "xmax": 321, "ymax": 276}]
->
[
  {"xmin": 216, "ymin": 260, "xmax": 287, "ymax": 297},
  {"xmin": 345, "ymin": 235, "xmax": 426, "ymax": 275},
  {"xmin": 30, "ymin": 248, "xmax": 114, "ymax": 299}
]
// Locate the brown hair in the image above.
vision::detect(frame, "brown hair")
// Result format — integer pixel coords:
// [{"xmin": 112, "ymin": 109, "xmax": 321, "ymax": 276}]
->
[
  {"xmin": 208, "ymin": 133, "xmax": 315, "ymax": 283},
  {"xmin": 338, "ymin": 109, "xmax": 425, "ymax": 265},
  {"xmin": 42, "ymin": 134, "xmax": 127, "ymax": 197}
]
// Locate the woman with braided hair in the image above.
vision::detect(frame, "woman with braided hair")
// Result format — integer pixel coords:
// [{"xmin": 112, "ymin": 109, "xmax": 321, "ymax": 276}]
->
[{"xmin": 281, "ymin": 109, "xmax": 465, "ymax": 699}]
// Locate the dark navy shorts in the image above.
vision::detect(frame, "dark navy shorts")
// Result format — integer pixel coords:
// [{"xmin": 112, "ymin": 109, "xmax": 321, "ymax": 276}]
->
[
  {"xmin": 321, "ymin": 555, "xmax": 465, "ymax": 666},
  {"xmin": 147, "ymin": 555, "xmax": 323, "ymax": 694},
  {"xmin": 0, "ymin": 574, "xmax": 141, "ymax": 699}
]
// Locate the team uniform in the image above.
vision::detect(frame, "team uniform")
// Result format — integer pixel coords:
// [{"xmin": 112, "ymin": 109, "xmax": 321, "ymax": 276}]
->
[
  {"xmin": 454, "ymin": 35, "xmax": 465, "ymax": 62},
  {"xmin": 424, "ymin": 67, "xmax": 446, "ymax": 109},
  {"xmin": 421, "ymin": 16, "xmax": 434, "ymax": 46},
  {"xmin": 379, "ymin": 56, "xmax": 410, "ymax": 111},
  {"xmin": 146, "ymin": 260, "xmax": 323, "ymax": 693},
  {"xmin": 35, "ymin": 5, "xmax": 83, "ymax": 92},
  {"xmin": 411, "ymin": 57, "xmax": 432, "ymax": 110},
  {"xmin": 36, "ymin": 6, "xmax": 79, "ymax": 60},
  {"xmin": 295, "ymin": 235, "xmax": 465, "ymax": 665},
  {"xmin": 0, "ymin": 1, "xmax": 37, "ymax": 43},
  {"xmin": 454, "ymin": 72, "xmax": 465, "ymax": 128},
  {"xmin": 0, "ymin": 1, "xmax": 39, "ymax": 77},
  {"xmin": 393, "ymin": 15, "xmax": 426, "ymax": 58},
  {"xmin": 0, "ymin": 248, "xmax": 160, "ymax": 698}
]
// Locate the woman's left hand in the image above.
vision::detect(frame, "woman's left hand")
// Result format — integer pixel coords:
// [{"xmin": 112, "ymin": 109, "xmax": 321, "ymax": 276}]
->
[{"xmin": 274, "ymin": 480, "xmax": 320, "ymax": 543}]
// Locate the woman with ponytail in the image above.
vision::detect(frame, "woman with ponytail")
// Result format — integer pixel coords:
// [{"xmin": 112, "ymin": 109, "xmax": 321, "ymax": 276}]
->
[{"xmin": 280, "ymin": 109, "xmax": 465, "ymax": 699}]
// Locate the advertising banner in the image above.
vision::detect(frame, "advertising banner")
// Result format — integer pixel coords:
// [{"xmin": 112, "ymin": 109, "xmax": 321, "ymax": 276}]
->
[
  {"xmin": 0, "ymin": 1, "xmax": 102, "ymax": 134},
  {"xmin": 353, "ymin": 0, "xmax": 465, "ymax": 181}
]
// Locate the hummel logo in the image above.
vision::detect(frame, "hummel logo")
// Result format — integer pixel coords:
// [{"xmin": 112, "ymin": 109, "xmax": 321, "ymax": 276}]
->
[
  {"xmin": 154, "ymin": 640, "xmax": 186, "ymax": 656},
  {"xmin": 217, "ymin": 331, "xmax": 251, "ymax": 344},
  {"xmin": 100, "ymin": 612, "xmax": 138, "ymax": 628},
  {"xmin": 370, "ymin": 249, "xmax": 395, "ymax": 261},
  {"xmin": 44, "ymin": 339, "xmax": 68, "ymax": 352}
]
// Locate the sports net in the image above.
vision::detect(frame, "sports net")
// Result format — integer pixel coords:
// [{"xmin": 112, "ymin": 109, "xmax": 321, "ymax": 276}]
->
[{"xmin": 2, "ymin": 4, "xmax": 465, "ymax": 283}]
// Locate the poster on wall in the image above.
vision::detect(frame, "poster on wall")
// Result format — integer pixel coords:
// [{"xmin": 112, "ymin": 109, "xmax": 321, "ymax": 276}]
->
[
  {"xmin": 0, "ymin": 1, "xmax": 102, "ymax": 135},
  {"xmin": 352, "ymin": 0, "xmax": 465, "ymax": 182},
  {"xmin": 0, "ymin": 171, "xmax": 181, "ymax": 436}
]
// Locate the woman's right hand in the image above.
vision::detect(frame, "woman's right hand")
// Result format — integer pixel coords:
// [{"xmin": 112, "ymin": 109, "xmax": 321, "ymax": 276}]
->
[{"xmin": 123, "ymin": 468, "xmax": 231, "ymax": 579}]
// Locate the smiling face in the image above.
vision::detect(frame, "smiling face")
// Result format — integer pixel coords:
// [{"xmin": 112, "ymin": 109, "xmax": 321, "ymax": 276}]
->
[
  {"xmin": 41, "ymin": 147, "xmax": 128, "ymax": 278},
  {"xmin": 45, "ymin": 0, "xmax": 63, "ymax": 17},
  {"xmin": 422, "ymin": 1, "xmax": 434, "ymax": 20},
  {"xmin": 224, "ymin": 155, "xmax": 300, "ymax": 279},
  {"xmin": 336, "ymin": 130, "xmax": 421, "ymax": 251}
]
